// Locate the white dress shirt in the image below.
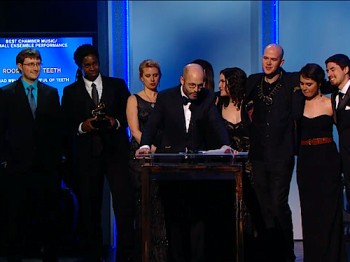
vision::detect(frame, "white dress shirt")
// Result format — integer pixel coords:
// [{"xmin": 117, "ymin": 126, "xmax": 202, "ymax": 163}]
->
[
  {"xmin": 78, "ymin": 74, "xmax": 119, "ymax": 133},
  {"xmin": 336, "ymin": 79, "xmax": 350, "ymax": 108},
  {"xmin": 83, "ymin": 74, "xmax": 103, "ymax": 102}
]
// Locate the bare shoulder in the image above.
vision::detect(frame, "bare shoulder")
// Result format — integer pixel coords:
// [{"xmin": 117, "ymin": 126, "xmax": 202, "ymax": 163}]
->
[
  {"xmin": 127, "ymin": 94, "xmax": 137, "ymax": 105},
  {"xmin": 321, "ymin": 95, "xmax": 331, "ymax": 105},
  {"xmin": 321, "ymin": 95, "xmax": 333, "ymax": 114},
  {"xmin": 136, "ymin": 90, "xmax": 146, "ymax": 99}
]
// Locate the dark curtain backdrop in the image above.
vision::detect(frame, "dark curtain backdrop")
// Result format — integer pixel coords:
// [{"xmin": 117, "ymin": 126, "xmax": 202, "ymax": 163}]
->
[{"xmin": 0, "ymin": 1, "xmax": 97, "ymax": 33}]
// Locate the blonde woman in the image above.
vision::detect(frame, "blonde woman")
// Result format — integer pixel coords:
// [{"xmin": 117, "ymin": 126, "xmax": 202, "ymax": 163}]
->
[{"xmin": 126, "ymin": 59, "xmax": 167, "ymax": 261}]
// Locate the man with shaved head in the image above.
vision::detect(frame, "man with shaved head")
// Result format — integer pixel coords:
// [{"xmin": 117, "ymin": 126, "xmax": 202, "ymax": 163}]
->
[
  {"xmin": 138, "ymin": 63, "xmax": 231, "ymax": 261},
  {"xmin": 245, "ymin": 44, "xmax": 304, "ymax": 262},
  {"xmin": 139, "ymin": 63, "xmax": 229, "ymax": 154}
]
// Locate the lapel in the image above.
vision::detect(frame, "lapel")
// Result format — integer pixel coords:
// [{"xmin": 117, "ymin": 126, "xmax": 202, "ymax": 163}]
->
[
  {"xmin": 189, "ymin": 88, "xmax": 208, "ymax": 121},
  {"xmin": 100, "ymin": 76, "xmax": 111, "ymax": 104},
  {"xmin": 331, "ymin": 91, "xmax": 338, "ymax": 124},
  {"xmin": 174, "ymin": 87, "xmax": 187, "ymax": 133},
  {"xmin": 14, "ymin": 79, "xmax": 34, "ymax": 119},
  {"xmin": 77, "ymin": 78, "xmax": 95, "ymax": 108},
  {"xmin": 36, "ymin": 82, "xmax": 43, "ymax": 117},
  {"xmin": 337, "ymin": 88, "xmax": 350, "ymax": 112},
  {"xmin": 36, "ymin": 82, "xmax": 51, "ymax": 115}
]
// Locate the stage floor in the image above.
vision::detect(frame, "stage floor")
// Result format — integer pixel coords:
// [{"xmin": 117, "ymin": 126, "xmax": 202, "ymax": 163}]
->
[{"xmin": 1, "ymin": 241, "xmax": 350, "ymax": 261}]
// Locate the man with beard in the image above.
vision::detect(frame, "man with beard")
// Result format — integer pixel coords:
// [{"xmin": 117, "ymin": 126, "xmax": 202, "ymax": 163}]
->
[
  {"xmin": 326, "ymin": 54, "xmax": 350, "ymax": 210},
  {"xmin": 244, "ymin": 44, "xmax": 304, "ymax": 262},
  {"xmin": 137, "ymin": 63, "xmax": 231, "ymax": 262}
]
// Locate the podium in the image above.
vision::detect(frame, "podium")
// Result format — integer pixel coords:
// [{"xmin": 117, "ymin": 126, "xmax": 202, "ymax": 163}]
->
[{"xmin": 139, "ymin": 152, "xmax": 247, "ymax": 262}]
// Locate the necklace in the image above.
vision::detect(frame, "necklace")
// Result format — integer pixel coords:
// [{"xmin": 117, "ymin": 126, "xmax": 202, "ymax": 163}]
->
[
  {"xmin": 143, "ymin": 89, "xmax": 157, "ymax": 108},
  {"xmin": 257, "ymin": 72, "xmax": 283, "ymax": 106}
]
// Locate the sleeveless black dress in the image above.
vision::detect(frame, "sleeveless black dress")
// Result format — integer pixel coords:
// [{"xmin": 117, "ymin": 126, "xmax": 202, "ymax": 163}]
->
[
  {"xmin": 129, "ymin": 94, "xmax": 168, "ymax": 261},
  {"xmin": 129, "ymin": 94, "xmax": 156, "ymax": 160},
  {"xmin": 297, "ymin": 115, "xmax": 347, "ymax": 262},
  {"xmin": 205, "ymin": 98, "xmax": 260, "ymax": 261}
]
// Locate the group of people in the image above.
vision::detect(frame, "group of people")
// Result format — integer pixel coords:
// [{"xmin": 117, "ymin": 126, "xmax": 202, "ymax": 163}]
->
[
  {"xmin": 0, "ymin": 45, "xmax": 134, "ymax": 262},
  {"xmin": 0, "ymin": 42, "xmax": 349, "ymax": 262},
  {"xmin": 132, "ymin": 44, "xmax": 350, "ymax": 262}
]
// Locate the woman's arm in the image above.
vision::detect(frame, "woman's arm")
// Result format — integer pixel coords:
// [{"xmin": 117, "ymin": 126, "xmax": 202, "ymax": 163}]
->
[{"xmin": 126, "ymin": 95, "xmax": 142, "ymax": 144}]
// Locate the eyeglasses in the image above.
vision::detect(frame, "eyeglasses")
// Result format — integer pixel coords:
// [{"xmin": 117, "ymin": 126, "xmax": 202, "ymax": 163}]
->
[
  {"xmin": 22, "ymin": 62, "xmax": 42, "ymax": 68},
  {"xmin": 187, "ymin": 82, "xmax": 204, "ymax": 89}
]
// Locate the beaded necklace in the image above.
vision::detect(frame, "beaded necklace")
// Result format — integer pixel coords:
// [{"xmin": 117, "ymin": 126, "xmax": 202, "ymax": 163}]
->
[{"xmin": 257, "ymin": 72, "xmax": 283, "ymax": 106}]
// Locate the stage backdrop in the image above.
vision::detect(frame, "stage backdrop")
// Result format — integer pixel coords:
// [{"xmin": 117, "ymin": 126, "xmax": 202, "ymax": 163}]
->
[{"xmin": 0, "ymin": 34, "xmax": 94, "ymax": 97}]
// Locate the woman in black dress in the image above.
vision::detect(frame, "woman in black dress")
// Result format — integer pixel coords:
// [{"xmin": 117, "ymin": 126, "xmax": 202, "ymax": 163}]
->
[
  {"xmin": 297, "ymin": 63, "xmax": 347, "ymax": 262},
  {"xmin": 126, "ymin": 59, "xmax": 167, "ymax": 261},
  {"xmin": 216, "ymin": 67, "xmax": 250, "ymax": 155},
  {"xmin": 206, "ymin": 67, "xmax": 260, "ymax": 261}
]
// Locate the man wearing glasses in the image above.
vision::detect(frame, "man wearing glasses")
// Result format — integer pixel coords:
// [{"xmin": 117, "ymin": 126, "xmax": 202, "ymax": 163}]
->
[
  {"xmin": 0, "ymin": 48, "xmax": 62, "ymax": 262},
  {"xmin": 137, "ymin": 63, "xmax": 231, "ymax": 262}
]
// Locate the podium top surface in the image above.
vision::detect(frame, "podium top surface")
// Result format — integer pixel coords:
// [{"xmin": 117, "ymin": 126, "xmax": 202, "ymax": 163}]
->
[
  {"xmin": 136, "ymin": 152, "xmax": 248, "ymax": 157},
  {"xmin": 136, "ymin": 152, "xmax": 248, "ymax": 167}
]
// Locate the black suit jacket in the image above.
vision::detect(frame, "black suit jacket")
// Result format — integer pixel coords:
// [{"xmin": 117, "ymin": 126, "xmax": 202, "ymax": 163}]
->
[
  {"xmin": 332, "ymin": 88, "xmax": 350, "ymax": 170},
  {"xmin": 0, "ymin": 77, "xmax": 62, "ymax": 174},
  {"xmin": 140, "ymin": 85, "xmax": 230, "ymax": 153},
  {"xmin": 61, "ymin": 76, "xmax": 130, "ymax": 160},
  {"xmin": 244, "ymin": 69, "xmax": 304, "ymax": 161}
]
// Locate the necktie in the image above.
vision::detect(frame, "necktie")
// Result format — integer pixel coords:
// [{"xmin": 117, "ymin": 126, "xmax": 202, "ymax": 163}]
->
[
  {"xmin": 91, "ymin": 83, "xmax": 99, "ymax": 105},
  {"xmin": 27, "ymin": 86, "xmax": 36, "ymax": 118},
  {"xmin": 182, "ymin": 96, "xmax": 191, "ymax": 105},
  {"xmin": 339, "ymin": 91, "xmax": 345, "ymax": 100}
]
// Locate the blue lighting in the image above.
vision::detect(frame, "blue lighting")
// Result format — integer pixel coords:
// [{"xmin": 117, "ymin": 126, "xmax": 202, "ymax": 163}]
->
[
  {"xmin": 119, "ymin": 1, "xmax": 132, "ymax": 139},
  {"xmin": 274, "ymin": 0, "xmax": 279, "ymax": 44},
  {"xmin": 262, "ymin": 0, "xmax": 279, "ymax": 49},
  {"xmin": 105, "ymin": 0, "xmax": 132, "ymax": 247},
  {"xmin": 108, "ymin": 1, "xmax": 115, "ymax": 75},
  {"xmin": 120, "ymin": 0, "xmax": 130, "ymax": 86},
  {"xmin": 125, "ymin": 1, "xmax": 130, "ymax": 89},
  {"xmin": 108, "ymin": 0, "xmax": 130, "ymax": 87}
]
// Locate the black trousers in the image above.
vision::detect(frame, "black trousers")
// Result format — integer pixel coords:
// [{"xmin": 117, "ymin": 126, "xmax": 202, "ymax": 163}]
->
[
  {"xmin": 74, "ymin": 151, "xmax": 135, "ymax": 262},
  {"xmin": 252, "ymin": 158, "xmax": 295, "ymax": 262},
  {"xmin": 340, "ymin": 151, "xmax": 350, "ymax": 209},
  {"xmin": 160, "ymin": 181, "xmax": 207, "ymax": 262},
  {"xmin": 2, "ymin": 170, "xmax": 60, "ymax": 260}
]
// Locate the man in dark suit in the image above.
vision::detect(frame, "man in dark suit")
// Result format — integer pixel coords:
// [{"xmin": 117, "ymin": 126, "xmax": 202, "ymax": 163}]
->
[
  {"xmin": 61, "ymin": 44, "xmax": 134, "ymax": 262},
  {"xmin": 326, "ymin": 54, "xmax": 350, "ymax": 209},
  {"xmin": 139, "ymin": 63, "xmax": 229, "ymax": 153},
  {"xmin": 138, "ymin": 63, "xmax": 231, "ymax": 262},
  {"xmin": 0, "ymin": 48, "xmax": 61, "ymax": 262},
  {"xmin": 244, "ymin": 44, "xmax": 304, "ymax": 262}
]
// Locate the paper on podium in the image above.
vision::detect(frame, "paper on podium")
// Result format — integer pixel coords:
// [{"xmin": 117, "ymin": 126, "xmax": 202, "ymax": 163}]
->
[
  {"xmin": 199, "ymin": 148, "xmax": 233, "ymax": 155},
  {"xmin": 199, "ymin": 148, "xmax": 248, "ymax": 158}
]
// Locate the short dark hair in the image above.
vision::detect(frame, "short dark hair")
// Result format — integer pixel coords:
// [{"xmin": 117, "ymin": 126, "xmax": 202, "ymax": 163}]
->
[
  {"xmin": 325, "ymin": 54, "xmax": 350, "ymax": 74},
  {"xmin": 16, "ymin": 48, "xmax": 41, "ymax": 64},
  {"xmin": 300, "ymin": 63, "xmax": 325, "ymax": 85},
  {"xmin": 73, "ymin": 44, "xmax": 99, "ymax": 67}
]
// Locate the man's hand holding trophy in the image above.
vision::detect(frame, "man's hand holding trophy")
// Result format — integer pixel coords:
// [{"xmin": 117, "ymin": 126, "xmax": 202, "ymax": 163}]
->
[{"xmin": 81, "ymin": 102, "xmax": 118, "ymax": 133}]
